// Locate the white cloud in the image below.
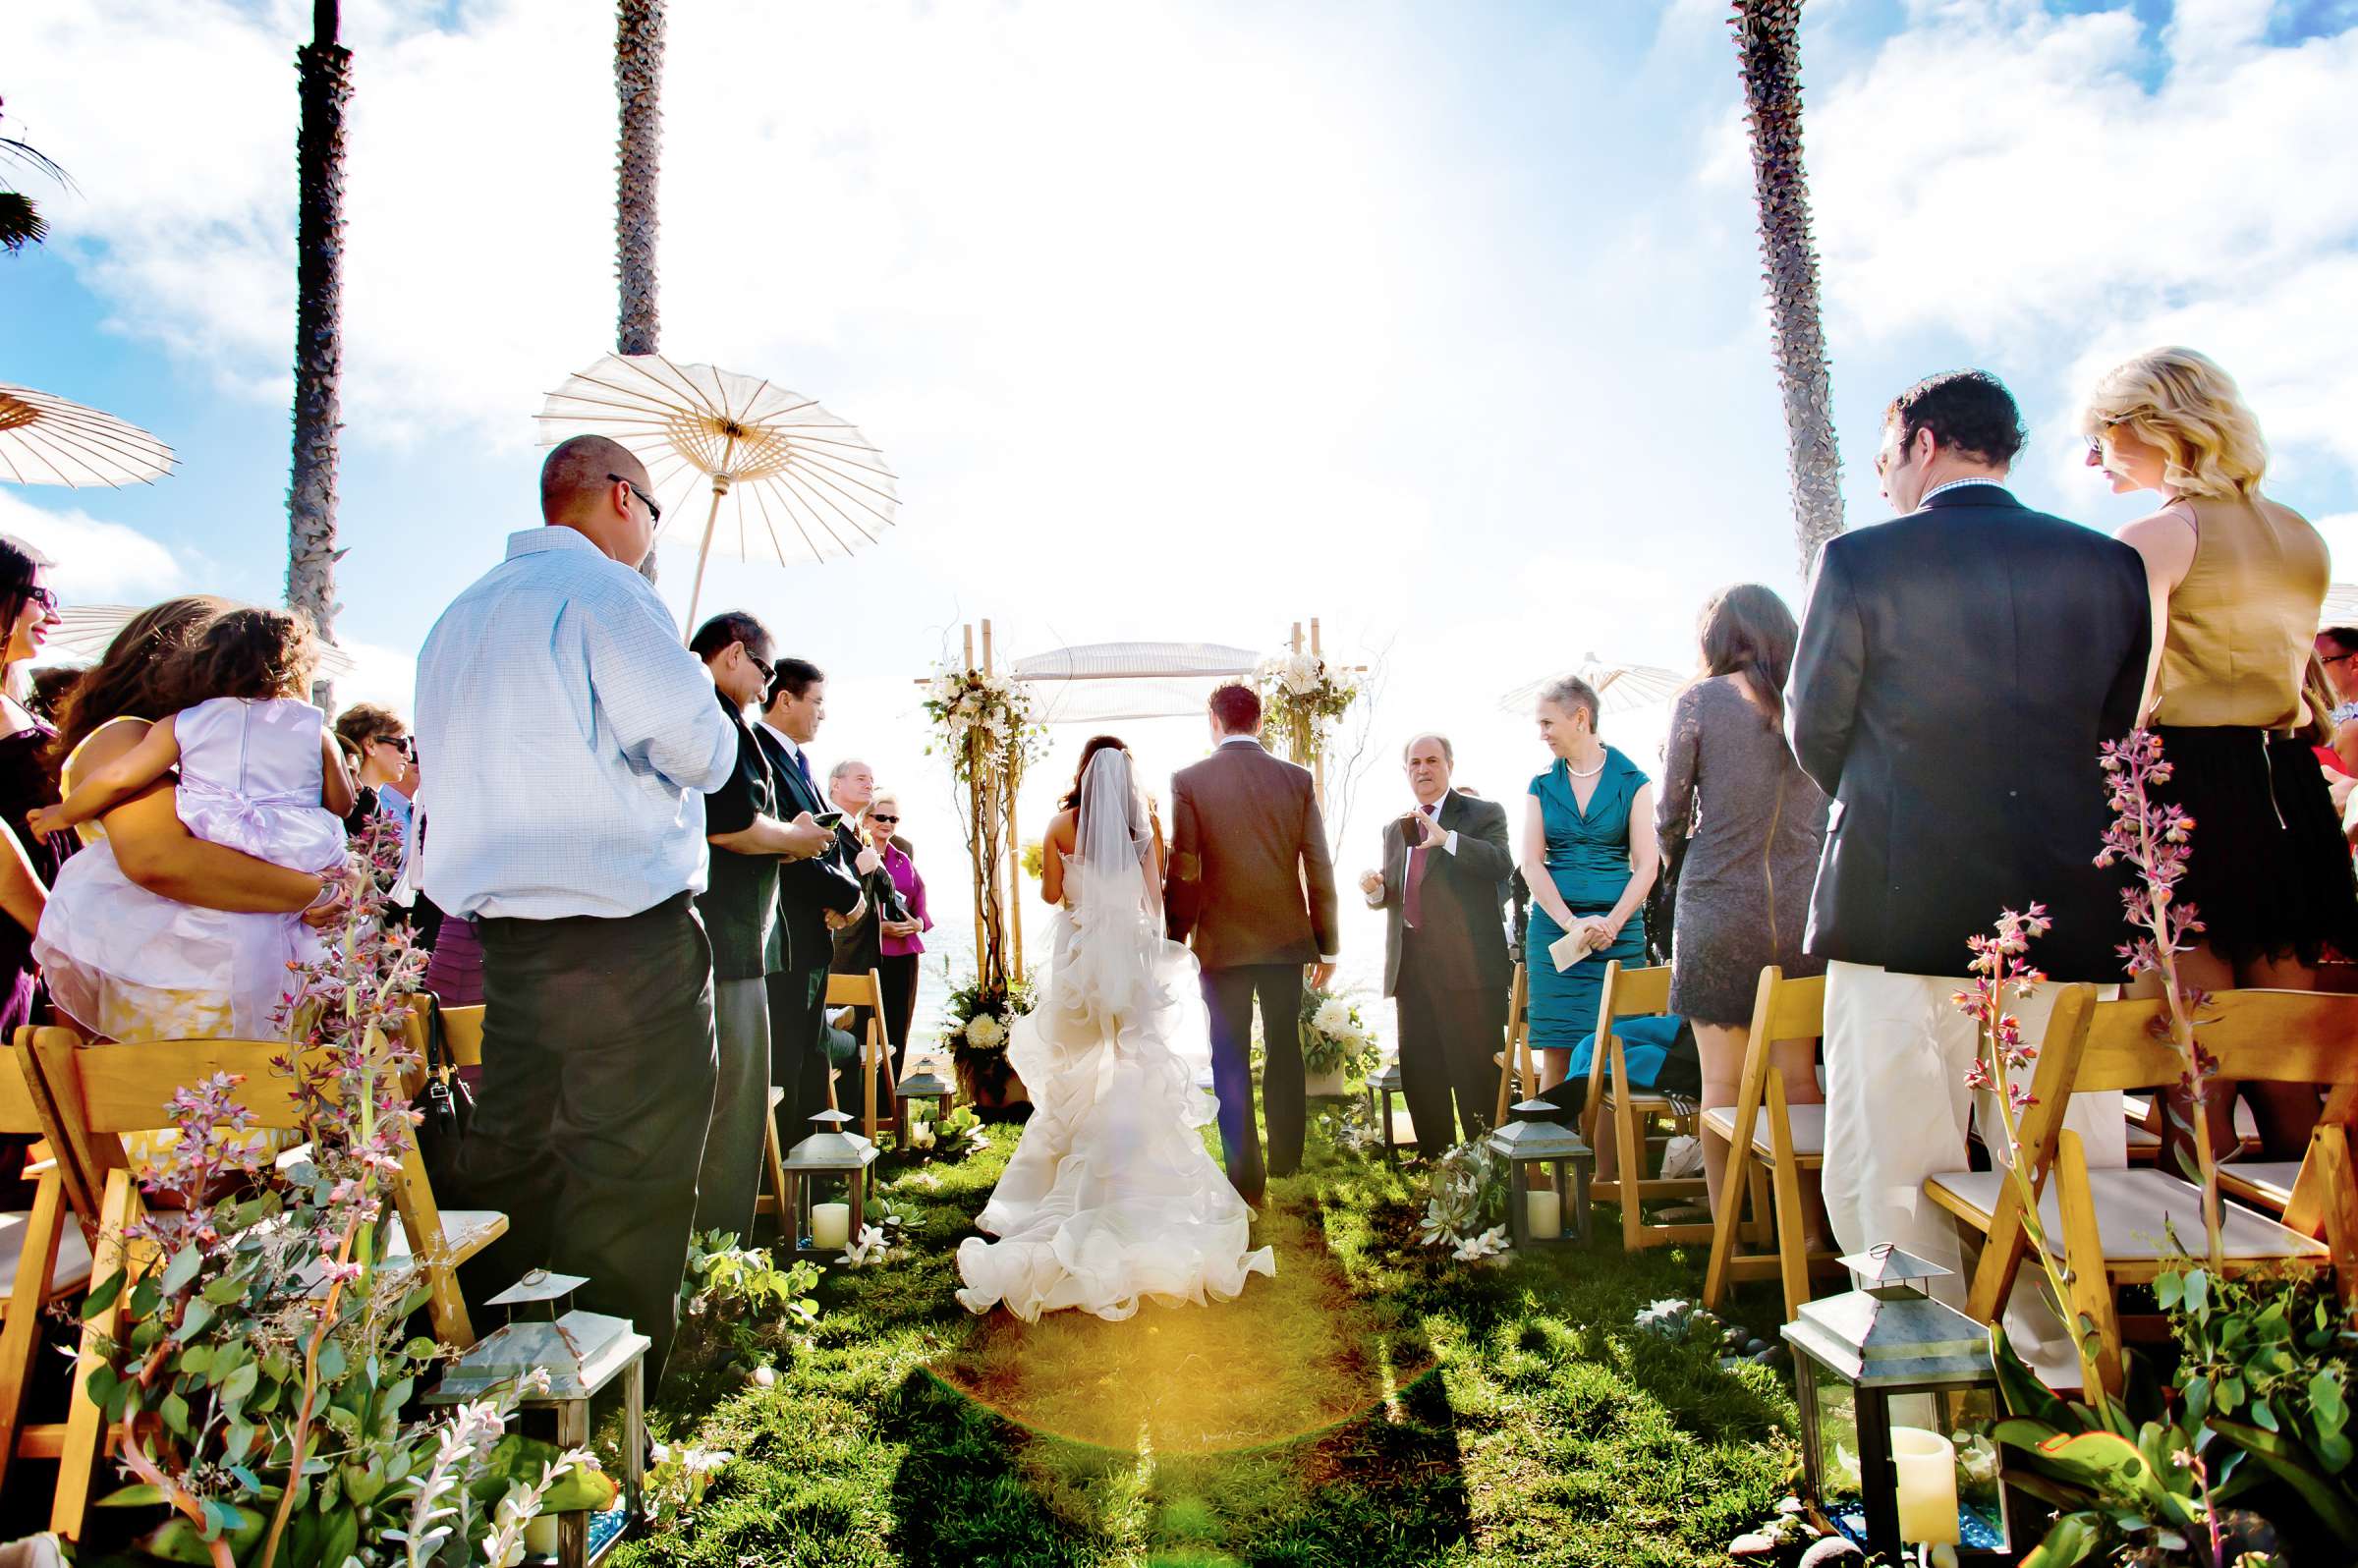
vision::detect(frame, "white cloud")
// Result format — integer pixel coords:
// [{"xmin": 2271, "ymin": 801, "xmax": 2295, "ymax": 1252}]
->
[
  {"xmin": 1789, "ymin": 0, "xmax": 2358, "ymax": 476},
  {"xmin": 0, "ymin": 488, "xmax": 196, "ymax": 603}
]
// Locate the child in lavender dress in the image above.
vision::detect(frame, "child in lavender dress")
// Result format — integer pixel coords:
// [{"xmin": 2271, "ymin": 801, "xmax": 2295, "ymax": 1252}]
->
[{"xmin": 31, "ymin": 608, "xmax": 356, "ymax": 1039}]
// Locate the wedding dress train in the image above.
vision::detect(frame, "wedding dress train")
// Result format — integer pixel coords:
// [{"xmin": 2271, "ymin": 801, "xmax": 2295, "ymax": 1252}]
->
[{"xmin": 955, "ymin": 753, "xmax": 1274, "ymax": 1322}]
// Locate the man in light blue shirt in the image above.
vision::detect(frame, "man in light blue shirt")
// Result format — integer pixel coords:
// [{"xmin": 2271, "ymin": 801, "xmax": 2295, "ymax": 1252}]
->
[{"xmin": 414, "ymin": 433, "xmax": 736, "ymax": 1378}]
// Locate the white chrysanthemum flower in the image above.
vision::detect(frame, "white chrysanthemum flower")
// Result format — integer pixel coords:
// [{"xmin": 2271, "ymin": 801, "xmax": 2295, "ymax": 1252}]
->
[
  {"xmin": 1311, "ymin": 998, "xmax": 1354, "ymax": 1038},
  {"xmin": 964, "ymin": 1012, "xmax": 1005, "ymax": 1049}
]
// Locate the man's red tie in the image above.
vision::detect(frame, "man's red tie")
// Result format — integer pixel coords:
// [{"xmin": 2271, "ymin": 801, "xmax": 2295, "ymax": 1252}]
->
[{"xmin": 1404, "ymin": 805, "xmax": 1435, "ymax": 928}]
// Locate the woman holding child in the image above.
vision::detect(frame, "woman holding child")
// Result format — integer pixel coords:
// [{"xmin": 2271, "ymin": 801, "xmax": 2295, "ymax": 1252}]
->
[{"xmin": 34, "ymin": 597, "xmax": 354, "ymax": 1046}]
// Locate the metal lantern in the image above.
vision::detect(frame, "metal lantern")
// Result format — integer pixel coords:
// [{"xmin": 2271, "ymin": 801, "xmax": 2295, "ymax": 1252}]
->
[
  {"xmin": 428, "ymin": 1272, "xmax": 645, "ymax": 1567},
  {"xmin": 780, "ymin": 1108, "xmax": 879, "ymax": 1255},
  {"xmin": 1781, "ymin": 1246, "xmax": 2021, "ymax": 1566},
  {"xmin": 1364, "ymin": 1056, "xmax": 1410, "ymax": 1159},
  {"xmin": 892, "ymin": 1066, "xmax": 953, "ymax": 1149},
  {"xmin": 1484, "ymin": 1098, "xmax": 1593, "ymax": 1248}
]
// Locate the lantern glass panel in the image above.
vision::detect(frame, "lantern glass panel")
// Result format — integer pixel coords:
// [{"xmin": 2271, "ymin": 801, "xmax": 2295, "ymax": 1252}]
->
[
  {"xmin": 1812, "ymin": 1369, "xmax": 1867, "ymax": 1541},
  {"xmin": 1937, "ymin": 1384, "xmax": 2008, "ymax": 1553}
]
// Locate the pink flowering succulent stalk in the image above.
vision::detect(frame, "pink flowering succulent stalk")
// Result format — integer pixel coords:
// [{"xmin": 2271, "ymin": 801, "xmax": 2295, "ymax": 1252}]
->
[
  {"xmin": 2094, "ymin": 730, "xmax": 2223, "ymax": 1273},
  {"xmin": 1952, "ymin": 904, "xmax": 2078, "ymax": 1325}
]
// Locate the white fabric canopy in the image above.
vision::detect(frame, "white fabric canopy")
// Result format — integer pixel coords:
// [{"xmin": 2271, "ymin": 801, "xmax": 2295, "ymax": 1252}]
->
[{"xmin": 1012, "ymin": 642, "xmax": 1259, "ymax": 726}]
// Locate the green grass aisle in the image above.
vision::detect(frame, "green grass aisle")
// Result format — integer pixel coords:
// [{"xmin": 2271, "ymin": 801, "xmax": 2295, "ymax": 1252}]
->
[{"xmin": 618, "ymin": 1122, "xmax": 1800, "ymax": 1567}]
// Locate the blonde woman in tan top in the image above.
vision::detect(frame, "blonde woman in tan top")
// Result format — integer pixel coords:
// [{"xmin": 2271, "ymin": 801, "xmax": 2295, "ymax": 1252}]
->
[{"xmin": 2085, "ymin": 346, "xmax": 2357, "ymax": 1159}]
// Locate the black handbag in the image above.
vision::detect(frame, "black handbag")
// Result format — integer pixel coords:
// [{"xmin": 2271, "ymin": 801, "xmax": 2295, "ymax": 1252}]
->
[{"xmin": 410, "ymin": 999, "xmax": 476, "ymax": 1187}]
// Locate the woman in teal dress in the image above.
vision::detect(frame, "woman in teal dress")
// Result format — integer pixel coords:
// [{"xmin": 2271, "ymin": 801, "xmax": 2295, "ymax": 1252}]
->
[{"xmin": 1520, "ymin": 675, "xmax": 1659, "ymax": 1095}]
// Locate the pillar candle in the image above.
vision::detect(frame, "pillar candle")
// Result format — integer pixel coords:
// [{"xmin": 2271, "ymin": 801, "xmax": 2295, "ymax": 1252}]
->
[
  {"xmin": 811, "ymin": 1202, "xmax": 852, "ymax": 1251},
  {"xmin": 1890, "ymin": 1427, "xmax": 1961, "ymax": 1545},
  {"xmin": 1525, "ymin": 1188, "xmax": 1562, "ymax": 1241}
]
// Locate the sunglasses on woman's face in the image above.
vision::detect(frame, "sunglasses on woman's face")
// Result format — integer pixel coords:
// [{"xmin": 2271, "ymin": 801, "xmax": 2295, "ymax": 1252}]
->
[
  {"xmin": 869, "ymin": 813, "xmax": 899, "ymax": 824},
  {"xmin": 22, "ymin": 587, "xmax": 59, "ymax": 616},
  {"xmin": 375, "ymin": 735, "xmax": 415, "ymax": 757}
]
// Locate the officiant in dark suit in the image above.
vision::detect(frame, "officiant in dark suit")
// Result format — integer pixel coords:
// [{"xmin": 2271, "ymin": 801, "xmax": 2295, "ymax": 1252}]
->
[
  {"xmin": 756, "ymin": 660, "xmax": 867, "ymax": 1145},
  {"xmin": 1361, "ymin": 734, "xmax": 1515, "ymax": 1155}
]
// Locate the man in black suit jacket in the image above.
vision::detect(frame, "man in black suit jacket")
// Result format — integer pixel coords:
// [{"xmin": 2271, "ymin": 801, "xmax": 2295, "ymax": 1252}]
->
[
  {"xmin": 1786, "ymin": 369, "xmax": 2149, "ymax": 1339},
  {"xmin": 1360, "ymin": 734, "xmax": 1515, "ymax": 1155},
  {"xmin": 755, "ymin": 660, "xmax": 867, "ymax": 1153}
]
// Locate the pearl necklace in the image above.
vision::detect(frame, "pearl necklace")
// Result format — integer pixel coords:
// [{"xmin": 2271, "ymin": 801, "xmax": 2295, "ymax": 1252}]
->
[{"xmin": 1565, "ymin": 752, "xmax": 1605, "ymax": 779}]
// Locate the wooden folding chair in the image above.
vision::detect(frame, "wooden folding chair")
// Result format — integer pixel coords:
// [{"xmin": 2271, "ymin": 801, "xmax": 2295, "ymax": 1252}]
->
[
  {"xmin": 1577, "ymin": 962, "xmax": 1710, "ymax": 1251},
  {"xmin": 1700, "ymin": 968, "xmax": 1836, "ymax": 1322},
  {"xmin": 825, "ymin": 970, "xmax": 895, "ymax": 1145},
  {"xmin": 1492, "ymin": 964, "xmax": 1532, "ymax": 1127},
  {"xmin": 0, "ymin": 1034, "xmax": 94, "ymax": 1501},
  {"xmin": 1924, "ymin": 987, "xmax": 2357, "ymax": 1397},
  {"xmin": 28, "ymin": 1025, "xmax": 509, "ymax": 1539}
]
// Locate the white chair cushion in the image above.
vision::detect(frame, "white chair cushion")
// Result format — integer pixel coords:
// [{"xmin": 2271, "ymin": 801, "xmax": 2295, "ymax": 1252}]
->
[
  {"xmin": 0, "ymin": 1207, "xmax": 94, "ymax": 1299},
  {"xmin": 1924, "ymin": 1166, "xmax": 2326, "ymax": 1260},
  {"xmin": 1700, "ymin": 1104, "xmax": 1826, "ymax": 1161},
  {"xmin": 2217, "ymin": 1160, "xmax": 2302, "ymax": 1213}
]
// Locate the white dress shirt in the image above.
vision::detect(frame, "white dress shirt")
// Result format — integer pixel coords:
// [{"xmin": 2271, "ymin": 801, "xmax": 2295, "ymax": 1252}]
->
[{"xmin": 414, "ymin": 526, "xmax": 737, "ymax": 920}]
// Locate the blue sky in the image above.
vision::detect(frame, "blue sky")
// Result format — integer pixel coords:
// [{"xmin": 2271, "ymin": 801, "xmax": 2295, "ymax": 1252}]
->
[{"xmin": 4, "ymin": 0, "xmax": 2356, "ymax": 955}]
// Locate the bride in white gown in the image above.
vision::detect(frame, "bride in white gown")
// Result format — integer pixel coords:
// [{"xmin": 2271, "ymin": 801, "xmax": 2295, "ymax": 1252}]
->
[{"xmin": 955, "ymin": 739, "xmax": 1275, "ymax": 1321}]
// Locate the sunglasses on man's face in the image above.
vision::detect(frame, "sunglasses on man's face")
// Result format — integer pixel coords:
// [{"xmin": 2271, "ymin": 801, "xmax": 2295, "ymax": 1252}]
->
[
  {"xmin": 743, "ymin": 648, "xmax": 775, "ymax": 684},
  {"xmin": 607, "ymin": 474, "xmax": 662, "ymax": 528}
]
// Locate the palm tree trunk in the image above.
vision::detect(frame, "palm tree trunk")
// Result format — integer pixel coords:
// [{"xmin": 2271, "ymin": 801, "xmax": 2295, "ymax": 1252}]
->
[
  {"xmin": 288, "ymin": 0, "xmax": 352, "ymax": 703},
  {"xmin": 615, "ymin": 0, "xmax": 664, "ymax": 358},
  {"xmin": 1732, "ymin": 0, "xmax": 1844, "ymax": 575}
]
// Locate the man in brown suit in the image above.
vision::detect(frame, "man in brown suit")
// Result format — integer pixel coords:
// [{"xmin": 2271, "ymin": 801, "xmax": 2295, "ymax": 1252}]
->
[{"xmin": 1165, "ymin": 683, "xmax": 1340, "ymax": 1204}]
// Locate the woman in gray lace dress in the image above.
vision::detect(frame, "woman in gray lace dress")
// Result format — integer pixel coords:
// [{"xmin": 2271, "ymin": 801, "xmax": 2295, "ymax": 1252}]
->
[{"xmin": 1656, "ymin": 585, "xmax": 1829, "ymax": 1222}]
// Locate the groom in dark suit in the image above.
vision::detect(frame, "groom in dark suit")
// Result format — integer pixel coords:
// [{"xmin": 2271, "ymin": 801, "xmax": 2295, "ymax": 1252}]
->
[
  {"xmin": 1361, "ymin": 734, "xmax": 1515, "ymax": 1155},
  {"xmin": 1165, "ymin": 683, "xmax": 1340, "ymax": 1204}
]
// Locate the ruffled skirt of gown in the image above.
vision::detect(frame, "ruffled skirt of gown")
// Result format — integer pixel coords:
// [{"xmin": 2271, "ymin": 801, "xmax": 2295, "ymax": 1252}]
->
[{"xmin": 955, "ymin": 892, "xmax": 1274, "ymax": 1322}]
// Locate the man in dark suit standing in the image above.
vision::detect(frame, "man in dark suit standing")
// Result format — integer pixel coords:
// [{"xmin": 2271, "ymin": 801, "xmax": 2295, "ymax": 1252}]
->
[
  {"xmin": 753, "ymin": 660, "xmax": 867, "ymax": 1149},
  {"xmin": 1786, "ymin": 368, "xmax": 2149, "ymax": 1347},
  {"xmin": 1360, "ymin": 734, "xmax": 1515, "ymax": 1156},
  {"xmin": 687, "ymin": 611, "xmax": 833, "ymax": 1241},
  {"xmin": 1165, "ymin": 683, "xmax": 1340, "ymax": 1204}
]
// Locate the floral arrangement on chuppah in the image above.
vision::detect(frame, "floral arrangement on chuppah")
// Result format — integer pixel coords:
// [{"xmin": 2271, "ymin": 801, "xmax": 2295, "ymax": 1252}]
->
[
  {"xmin": 939, "ymin": 969, "xmax": 1038, "ymax": 1111},
  {"xmin": 926, "ymin": 661, "xmax": 1046, "ymax": 1106},
  {"xmin": 1298, "ymin": 987, "xmax": 1379, "ymax": 1093},
  {"xmin": 1254, "ymin": 647, "xmax": 1360, "ymax": 771}
]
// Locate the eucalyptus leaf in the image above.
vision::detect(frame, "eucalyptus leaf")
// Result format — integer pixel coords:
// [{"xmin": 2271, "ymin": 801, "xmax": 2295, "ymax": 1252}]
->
[
  {"xmin": 157, "ymin": 1243, "xmax": 202, "ymax": 1295},
  {"xmin": 82, "ymin": 1269, "xmax": 125, "ymax": 1318}
]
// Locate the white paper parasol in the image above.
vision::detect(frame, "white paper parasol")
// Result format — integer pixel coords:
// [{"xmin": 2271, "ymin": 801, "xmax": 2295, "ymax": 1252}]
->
[
  {"xmin": 45, "ymin": 603, "xmax": 359, "ymax": 678},
  {"xmin": 1497, "ymin": 652, "xmax": 1686, "ymax": 717},
  {"xmin": 536, "ymin": 353, "xmax": 897, "ymax": 631},
  {"xmin": 2321, "ymin": 584, "xmax": 2358, "ymax": 630},
  {"xmin": 0, "ymin": 382, "xmax": 176, "ymax": 488}
]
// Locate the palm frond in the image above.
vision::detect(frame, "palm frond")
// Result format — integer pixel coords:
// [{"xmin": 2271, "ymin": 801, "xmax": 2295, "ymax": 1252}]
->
[{"xmin": 0, "ymin": 191, "xmax": 46, "ymax": 252}]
